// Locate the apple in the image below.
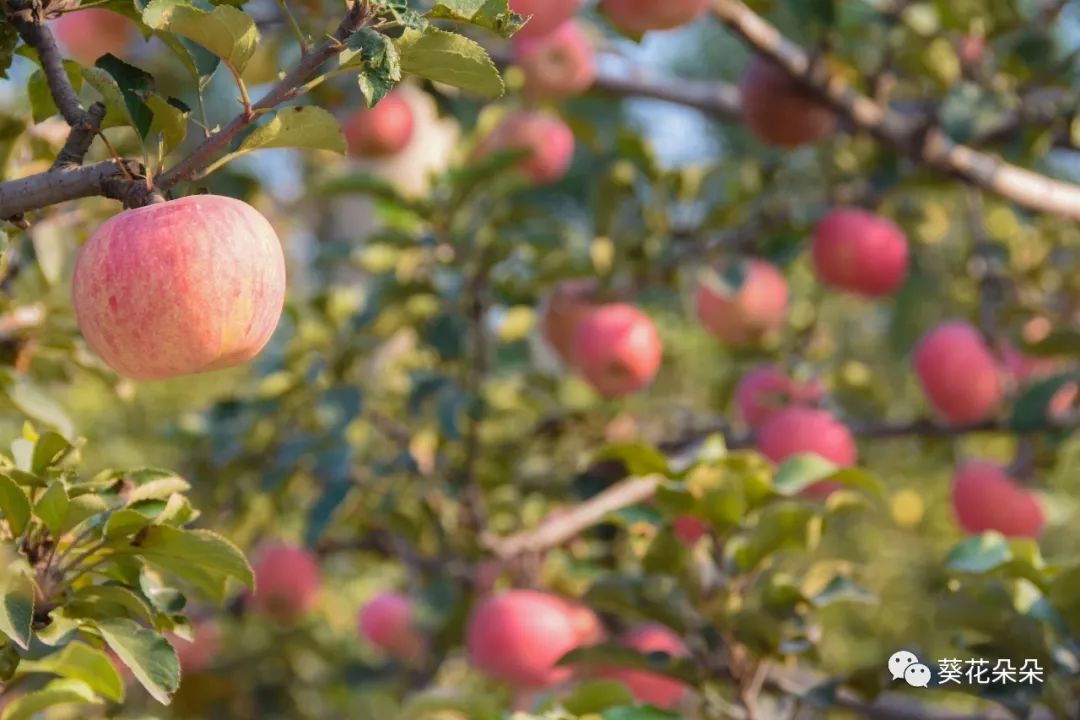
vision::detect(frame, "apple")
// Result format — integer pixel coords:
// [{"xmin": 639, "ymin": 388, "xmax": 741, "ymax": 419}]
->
[
  {"xmin": 540, "ymin": 279, "xmax": 599, "ymax": 365},
  {"xmin": 343, "ymin": 91, "xmax": 415, "ymax": 157},
  {"xmin": 756, "ymin": 407, "xmax": 856, "ymax": 497},
  {"xmin": 695, "ymin": 259, "xmax": 789, "ymax": 347},
  {"xmin": 72, "ymin": 195, "xmax": 286, "ymax": 381},
  {"xmin": 513, "ymin": 21, "xmax": 596, "ymax": 100},
  {"xmin": 672, "ymin": 516, "xmax": 708, "ymax": 545},
  {"xmin": 735, "ymin": 364, "xmax": 823, "ymax": 429},
  {"xmin": 171, "ymin": 618, "xmax": 220, "ymax": 675},
  {"xmin": 601, "ymin": 625, "xmax": 689, "ymax": 709},
  {"xmin": 958, "ymin": 34, "xmax": 987, "ymax": 68},
  {"xmin": 740, "ymin": 55, "xmax": 837, "ymax": 148},
  {"xmin": 601, "ymin": 0, "xmax": 708, "ymax": 33},
  {"xmin": 952, "ymin": 460, "xmax": 1045, "ymax": 538},
  {"xmin": 812, "ymin": 208, "xmax": 909, "ymax": 297},
  {"xmin": 250, "ymin": 543, "xmax": 322, "ymax": 623},
  {"xmin": 358, "ymin": 591, "xmax": 425, "ymax": 661},
  {"xmin": 52, "ymin": 9, "xmax": 135, "ymax": 64},
  {"xmin": 563, "ymin": 599, "xmax": 606, "ymax": 647},
  {"xmin": 467, "ymin": 590, "xmax": 590, "ymax": 688},
  {"xmin": 510, "ymin": 0, "xmax": 581, "ymax": 39},
  {"xmin": 571, "ymin": 304, "xmax": 662, "ymax": 397},
  {"xmin": 914, "ymin": 322, "xmax": 1002, "ymax": 424},
  {"xmin": 476, "ymin": 110, "xmax": 576, "ymax": 185}
]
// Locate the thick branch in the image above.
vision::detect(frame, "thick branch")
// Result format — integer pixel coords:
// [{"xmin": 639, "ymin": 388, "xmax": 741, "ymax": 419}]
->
[
  {"xmin": 710, "ymin": 0, "xmax": 1080, "ymax": 221},
  {"xmin": 155, "ymin": 1, "xmax": 371, "ymax": 191},
  {"xmin": 0, "ymin": 161, "xmax": 147, "ymax": 218},
  {"xmin": 6, "ymin": 2, "xmax": 90, "ymax": 128}
]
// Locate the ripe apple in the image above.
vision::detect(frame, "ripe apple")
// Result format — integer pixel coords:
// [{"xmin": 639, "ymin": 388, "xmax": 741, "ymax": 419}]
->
[
  {"xmin": 735, "ymin": 364, "xmax": 823, "ymax": 429},
  {"xmin": 52, "ymin": 9, "xmax": 135, "ymax": 64},
  {"xmin": 563, "ymin": 599, "xmax": 606, "ymax": 647},
  {"xmin": 756, "ymin": 407, "xmax": 856, "ymax": 497},
  {"xmin": 600, "ymin": 625, "xmax": 689, "ymax": 709},
  {"xmin": 571, "ymin": 304, "xmax": 662, "ymax": 397},
  {"xmin": 476, "ymin": 110, "xmax": 576, "ymax": 185},
  {"xmin": 342, "ymin": 91, "xmax": 415, "ymax": 157},
  {"xmin": 812, "ymin": 208, "xmax": 909, "ymax": 297},
  {"xmin": 358, "ymin": 591, "xmax": 425, "ymax": 661},
  {"xmin": 914, "ymin": 322, "xmax": 1002, "ymax": 424},
  {"xmin": 601, "ymin": 0, "xmax": 708, "ymax": 33},
  {"xmin": 171, "ymin": 618, "xmax": 220, "ymax": 675},
  {"xmin": 72, "ymin": 195, "xmax": 286, "ymax": 381},
  {"xmin": 540, "ymin": 279, "xmax": 599, "ymax": 366},
  {"xmin": 467, "ymin": 590, "xmax": 589, "ymax": 688},
  {"xmin": 250, "ymin": 543, "xmax": 322, "ymax": 623},
  {"xmin": 672, "ymin": 516, "xmax": 708, "ymax": 545},
  {"xmin": 513, "ymin": 21, "xmax": 596, "ymax": 100},
  {"xmin": 510, "ymin": 0, "xmax": 581, "ymax": 39},
  {"xmin": 695, "ymin": 259, "xmax": 789, "ymax": 347},
  {"xmin": 740, "ymin": 55, "xmax": 837, "ymax": 148},
  {"xmin": 952, "ymin": 460, "xmax": 1045, "ymax": 538}
]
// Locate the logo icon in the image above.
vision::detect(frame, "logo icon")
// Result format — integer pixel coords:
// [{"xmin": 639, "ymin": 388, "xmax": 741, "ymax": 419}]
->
[
  {"xmin": 888, "ymin": 650, "xmax": 919, "ymax": 681},
  {"xmin": 904, "ymin": 662, "xmax": 932, "ymax": 688}
]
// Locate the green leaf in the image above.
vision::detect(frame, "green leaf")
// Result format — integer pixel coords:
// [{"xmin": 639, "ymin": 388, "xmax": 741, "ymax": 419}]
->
[
  {"xmin": 398, "ymin": 690, "xmax": 501, "ymax": 720},
  {"xmin": 147, "ymin": 94, "xmax": 190, "ymax": 154},
  {"xmin": 0, "ymin": 474, "xmax": 30, "ymax": 537},
  {"xmin": 728, "ymin": 502, "xmax": 818, "ymax": 571},
  {"xmin": 142, "ymin": 0, "xmax": 258, "ymax": 73},
  {"xmin": 27, "ymin": 62, "xmax": 83, "ymax": 123},
  {"xmin": 4, "ymin": 376, "xmax": 74, "ymax": 439},
  {"xmin": 60, "ymin": 494, "xmax": 109, "ymax": 536},
  {"xmin": 395, "ymin": 27, "xmax": 503, "ymax": 99},
  {"xmin": 1009, "ymin": 372, "xmax": 1080, "ymax": 432},
  {"xmin": 17, "ymin": 642, "xmax": 125, "ymax": 703},
  {"xmin": 235, "ymin": 106, "xmax": 347, "ymax": 157},
  {"xmin": 562, "ymin": 679, "xmax": 635, "ymax": 714},
  {"xmin": 105, "ymin": 509, "xmax": 153, "ymax": 540},
  {"xmin": 0, "ymin": 568, "xmax": 34, "ymax": 650},
  {"xmin": 1022, "ymin": 329, "xmax": 1080, "ymax": 357},
  {"xmin": 810, "ymin": 576, "xmax": 876, "ymax": 607},
  {"xmin": 341, "ymin": 29, "xmax": 402, "ymax": 106},
  {"xmin": 773, "ymin": 455, "xmax": 884, "ymax": 497},
  {"xmin": 558, "ymin": 643, "xmax": 698, "ymax": 684},
  {"xmin": 126, "ymin": 472, "xmax": 191, "ymax": 504},
  {"xmin": 128, "ymin": 526, "xmax": 254, "ymax": 602},
  {"xmin": 0, "ymin": 678, "xmax": 101, "ymax": 720},
  {"xmin": 593, "ymin": 442, "xmax": 670, "ymax": 477},
  {"xmin": 90, "ymin": 54, "xmax": 154, "ymax": 137},
  {"xmin": 72, "ymin": 585, "xmax": 155, "ymax": 625},
  {"xmin": 945, "ymin": 532, "xmax": 1012, "ymax": 573},
  {"xmin": 0, "ymin": 24, "xmax": 17, "ymax": 80},
  {"xmin": 33, "ymin": 481, "xmax": 69, "ymax": 537},
  {"xmin": 426, "ymin": 0, "xmax": 526, "ymax": 38},
  {"xmin": 95, "ymin": 617, "xmax": 178, "ymax": 705},
  {"xmin": 30, "ymin": 433, "xmax": 72, "ymax": 475},
  {"xmin": 603, "ymin": 708, "xmax": 681, "ymax": 720}
]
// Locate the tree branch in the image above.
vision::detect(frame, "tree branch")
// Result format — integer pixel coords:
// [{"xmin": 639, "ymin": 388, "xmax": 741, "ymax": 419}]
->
[
  {"xmin": 154, "ymin": 0, "xmax": 372, "ymax": 191},
  {"xmin": 0, "ymin": 160, "xmax": 160, "ymax": 218},
  {"xmin": 709, "ymin": 0, "xmax": 1080, "ymax": 221}
]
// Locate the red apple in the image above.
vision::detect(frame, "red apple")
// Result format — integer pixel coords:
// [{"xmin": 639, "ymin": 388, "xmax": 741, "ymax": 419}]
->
[
  {"xmin": 250, "ymin": 543, "xmax": 322, "ymax": 623},
  {"xmin": 563, "ymin": 600, "xmax": 606, "ymax": 647},
  {"xmin": 756, "ymin": 407, "xmax": 856, "ymax": 497},
  {"xmin": 52, "ymin": 9, "xmax": 135, "ymax": 64},
  {"xmin": 695, "ymin": 259, "xmax": 789, "ymax": 347},
  {"xmin": 571, "ymin": 304, "xmax": 662, "ymax": 397},
  {"xmin": 477, "ymin": 110, "xmax": 575, "ymax": 185},
  {"xmin": 1000, "ymin": 342, "xmax": 1058, "ymax": 385},
  {"xmin": 735, "ymin": 364, "xmax": 823, "ymax": 429},
  {"xmin": 72, "ymin": 195, "xmax": 286, "ymax": 381},
  {"xmin": 958, "ymin": 34, "xmax": 987, "ymax": 68},
  {"xmin": 358, "ymin": 591, "xmax": 425, "ymax": 661},
  {"xmin": 601, "ymin": 0, "xmax": 708, "ymax": 33},
  {"xmin": 510, "ymin": 0, "xmax": 581, "ymax": 39},
  {"xmin": 171, "ymin": 618, "xmax": 220, "ymax": 675},
  {"xmin": 343, "ymin": 91, "xmax": 415, "ymax": 157},
  {"xmin": 600, "ymin": 625, "xmax": 689, "ymax": 709},
  {"xmin": 514, "ymin": 21, "xmax": 596, "ymax": 100},
  {"xmin": 540, "ymin": 279, "xmax": 599, "ymax": 365},
  {"xmin": 467, "ymin": 590, "xmax": 588, "ymax": 688},
  {"xmin": 914, "ymin": 322, "xmax": 1002, "ymax": 424},
  {"xmin": 952, "ymin": 460, "xmax": 1045, "ymax": 538},
  {"xmin": 672, "ymin": 516, "xmax": 708, "ymax": 545},
  {"xmin": 740, "ymin": 55, "xmax": 837, "ymax": 148},
  {"xmin": 812, "ymin": 208, "xmax": 909, "ymax": 297}
]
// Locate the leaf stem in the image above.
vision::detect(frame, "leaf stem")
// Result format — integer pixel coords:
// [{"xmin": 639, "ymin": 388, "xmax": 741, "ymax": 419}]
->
[{"xmin": 276, "ymin": 0, "xmax": 309, "ymax": 55}]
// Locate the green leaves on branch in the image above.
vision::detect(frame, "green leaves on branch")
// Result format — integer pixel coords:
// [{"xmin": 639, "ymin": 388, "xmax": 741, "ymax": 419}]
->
[
  {"xmin": 203, "ymin": 106, "xmax": 347, "ymax": 178},
  {"xmin": 343, "ymin": 29, "xmax": 403, "ymax": 107},
  {"xmin": 142, "ymin": 0, "xmax": 258, "ymax": 74},
  {"xmin": 427, "ymin": 0, "xmax": 527, "ymax": 38},
  {"xmin": 395, "ymin": 27, "xmax": 504, "ymax": 99}
]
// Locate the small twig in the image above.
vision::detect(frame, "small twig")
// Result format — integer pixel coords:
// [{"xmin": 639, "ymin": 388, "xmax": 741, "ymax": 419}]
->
[{"xmin": 276, "ymin": 0, "xmax": 310, "ymax": 55}]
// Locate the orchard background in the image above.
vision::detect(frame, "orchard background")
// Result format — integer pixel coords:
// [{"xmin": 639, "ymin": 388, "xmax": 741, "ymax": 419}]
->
[{"xmin": 0, "ymin": 0, "xmax": 1080, "ymax": 717}]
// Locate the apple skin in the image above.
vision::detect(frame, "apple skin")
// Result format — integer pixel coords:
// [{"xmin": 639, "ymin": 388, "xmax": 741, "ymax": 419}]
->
[
  {"xmin": 52, "ymin": 9, "xmax": 135, "ymax": 64},
  {"xmin": 250, "ymin": 543, "xmax": 322, "ymax": 623},
  {"xmin": 358, "ymin": 591, "xmax": 425, "ymax": 660},
  {"xmin": 914, "ymin": 322, "xmax": 1002, "ymax": 424},
  {"xmin": 514, "ymin": 21, "xmax": 596, "ymax": 101},
  {"xmin": 735, "ymin": 364, "xmax": 823, "ymax": 429},
  {"xmin": 540, "ymin": 279, "xmax": 599, "ymax": 366},
  {"xmin": 571, "ymin": 304, "xmax": 662, "ymax": 397},
  {"xmin": 510, "ymin": 0, "xmax": 581, "ymax": 39},
  {"xmin": 695, "ymin": 259, "xmax": 789, "ymax": 347},
  {"xmin": 477, "ymin": 110, "xmax": 575, "ymax": 185},
  {"xmin": 812, "ymin": 208, "xmax": 909, "ymax": 297},
  {"xmin": 740, "ymin": 55, "xmax": 837, "ymax": 148},
  {"xmin": 343, "ymin": 92, "xmax": 415, "ymax": 157},
  {"xmin": 467, "ymin": 590, "xmax": 591, "ymax": 688},
  {"xmin": 756, "ymin": 407, "xmax": 856, "ymax": 497},
  {"xmin": 601, "ymin": 0, "xmax": 708, "ymax": 33},
  {"xmin": 72, "ymin": 195, "xmax": 286, "ymax": 381},
  {"xmin": 171, "ymin": 619, "xmax": 220, "ymax": 675},
  {"xmin": 600, "ymin": 625, "xmax": 689, "ymax": 709},
  {"xmin": 673, "ymin": 516, "xmax": 708, "ymax": 545},
  {"xmin": 952, "ymin": 461, "xmax": 1045, "ymax": 538}
]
